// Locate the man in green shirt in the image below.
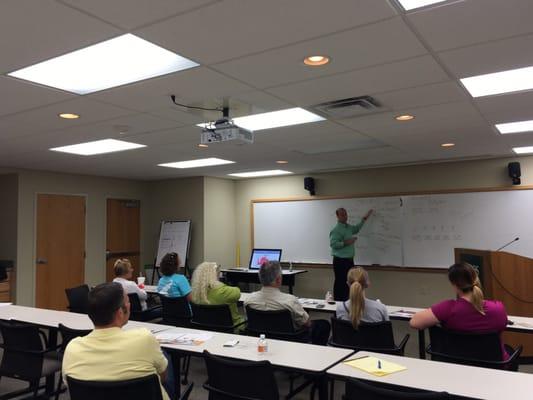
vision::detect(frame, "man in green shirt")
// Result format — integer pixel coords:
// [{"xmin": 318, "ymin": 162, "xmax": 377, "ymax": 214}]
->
[{"xmin": 329, "ymin": 208, "xmax": 373, "ymax": 300}]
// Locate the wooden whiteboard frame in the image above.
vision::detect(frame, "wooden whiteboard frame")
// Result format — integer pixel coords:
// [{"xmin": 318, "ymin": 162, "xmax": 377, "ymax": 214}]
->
[{"xmin": 250, "ymin": 185, "xmax": 533, "ymax": 272}]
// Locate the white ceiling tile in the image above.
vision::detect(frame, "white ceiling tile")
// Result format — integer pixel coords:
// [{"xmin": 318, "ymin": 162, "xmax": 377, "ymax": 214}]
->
[
  {"xmin": 0, "ymin": 0, "xmax": 120, "ymax": 72},
  {"xmin": 439, "ymin": 33, "xmax": 533, "ymax": 78},
  {"xmin": 212, "ymin": 17, "xmax": 426, "ymax": 88},
  {"xmin": 0, "ymin": 76, "xmax": 75, "ymax": 117},
  {"xmin": 137, "ymin": 0, "xmax": 397, "ymax": 64},
  {"xmin": 266, "ymin": 56, "xmax": 448, "ymax": 106},
  {"xmin": 374, "ymin": 81, "xmax": 468, "ymax": 110},
  {"xmin": 60, "ymin": 0, "xmax": 219, "ymax": 30},
  {"xmin": 89, "ymin": 67, "xmax": 253, "ymax": 116},
  {"xmin": 0, "ymin": 97, "xmax": 133, "ymax": 140},
  {"xmin": 408, "ymin": 0, "xmax": 533, "ymax": 52},
  {"xmin": 475, "ymin": 91, "xmax": 533, "ymax": 123},
  {"xmin": 320, "ymin": 146, "xmax": 419, "ymax": 168}
]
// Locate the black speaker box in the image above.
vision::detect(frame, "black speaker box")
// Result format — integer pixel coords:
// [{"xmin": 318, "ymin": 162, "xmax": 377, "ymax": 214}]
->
[
  {"xmin": 304, "ymin": 177, "xmax": 316, "ymax": 195},
  {"xmin": 508, "ymin": 162, "xmax": 521, "ymax": 185}
]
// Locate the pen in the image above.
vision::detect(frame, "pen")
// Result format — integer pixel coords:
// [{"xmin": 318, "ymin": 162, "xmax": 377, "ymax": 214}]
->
[{"xmin": 377, "ymin": 360, "xmax": 382, "ymax": 369}]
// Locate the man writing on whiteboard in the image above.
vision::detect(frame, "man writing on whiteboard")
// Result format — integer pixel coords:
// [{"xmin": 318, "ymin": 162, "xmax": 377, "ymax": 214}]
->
[{"xmin": 329, "ymin": 208, "xmax": 373, "ymax": 301}]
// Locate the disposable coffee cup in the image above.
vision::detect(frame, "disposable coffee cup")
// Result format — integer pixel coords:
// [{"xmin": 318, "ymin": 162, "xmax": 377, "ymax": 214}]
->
[{"xmin": 137, "ymin": 276, "xmax": 146, "ymax": 288}]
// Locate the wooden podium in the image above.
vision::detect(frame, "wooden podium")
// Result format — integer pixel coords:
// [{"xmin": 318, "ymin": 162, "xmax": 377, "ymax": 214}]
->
[{"xmin": 455, "ymin": 248, "xmax": 533, "ymax": 357}]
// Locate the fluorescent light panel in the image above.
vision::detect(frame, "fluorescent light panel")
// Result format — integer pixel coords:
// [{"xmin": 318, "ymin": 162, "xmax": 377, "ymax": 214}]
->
[
  {"xmin": 461, "ymin": 66, "xmax": 533, "ymax": 97},
  {"xmin": 50, "ymin": 139, "xmax": 145, "ymax": 155},
  {"xmin": 159, "ymin": 158, "xmax": 234, "ymax": 169},
  {"xmin": 229, "ymin": 170, "xmax": 293, "ymax": 178},
  {"xmin": 8, "ymin": 34, "xmax": 199, "ymax": 94},
  {"xmin": 198, "ymin": 107, "xmax": 324, "ymax": 132},
  {"xmin": 496, "ymin": 120, "xmax": 533, "ymax": 134},
  {"xmin": 397, "ymin": 0, "xmax": 447, "ymax": 11},
  {"xmin": 513, "ymin": 146, "xmax": 533, "ymax": 154}
]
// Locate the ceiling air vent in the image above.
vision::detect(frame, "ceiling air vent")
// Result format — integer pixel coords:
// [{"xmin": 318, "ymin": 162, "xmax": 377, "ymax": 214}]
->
[{"xmin": 311, "ymin": 95, "xmax": 382, "ymax": 119}]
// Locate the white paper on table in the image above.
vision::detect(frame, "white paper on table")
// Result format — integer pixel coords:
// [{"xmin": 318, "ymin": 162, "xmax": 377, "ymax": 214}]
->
[{"xmin": 155, "ymin": 331, "xmax": 214, "ymax": 345}]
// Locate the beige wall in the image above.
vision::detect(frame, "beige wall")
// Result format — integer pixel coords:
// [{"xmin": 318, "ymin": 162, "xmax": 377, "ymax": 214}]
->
[
  {"xmin": 0, "ymin": 174, "xmax": 18, "ymax": 262},
  {"xmin": 204, "ymin": 177, "xmax": 236, "ymax": 268},
  {"xmin": 143, "ymin": 177, "xmax": 205, "ymax": 272},
  {"xmin": 234, "ymin": 156, "xmax": 533, "ymax": 305},
  {"xmin": 16, "ymin": 170, "xmax": 146, "ymax": 306}
]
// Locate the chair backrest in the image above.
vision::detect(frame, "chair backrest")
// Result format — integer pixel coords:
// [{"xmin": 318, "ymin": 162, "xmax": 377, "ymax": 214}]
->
[
  {"xmin": 331, "ymin": 318, "xmax": 396, "ymax": 350},
  {"xmin": 158, "ymin": 294, "xmax": 192, "ymax": 327},
  {"xmin": 0, "ymin": 259, "xmax": 11, "ymax": 281},
  {"xmin": 58, "ymin": 323, "xmax": 92, "ymax": 353},
  {"xmin": 0, "ymin": 320, "xmax": 46, "ymax": 380},
  {"xmin": 345, "ymin": 378, "xmax": 450, "ymax": 400},
  {"xmin": 128, "ymin": 293, "xmax": 143, "ymax": 313},
  {"xmin": 65, "ymin": 284, "xmax": 90, "ymax": 314},
  {"xmin": 428, "ymin": 325, "xmax": 503, "ymax": 364},
  {"xmin": 245, "ymin": 306, "xmax": 296, "ymax": 335},
  {"xmin": 191, "ymin": 303, "xmax": 234, "ymax": 330},
  {"xmin": 67, "ymin": 374, "xmax": 163, "ymax": 400},
  {"xmin": 203, "ymin": 350, "xmax": 279, "ymax": 400}
]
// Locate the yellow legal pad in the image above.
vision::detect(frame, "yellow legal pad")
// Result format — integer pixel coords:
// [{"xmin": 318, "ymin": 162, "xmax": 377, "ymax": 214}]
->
[{"xmin": 344, "ymin": 356, "xmax": 407, "ymax": 377}]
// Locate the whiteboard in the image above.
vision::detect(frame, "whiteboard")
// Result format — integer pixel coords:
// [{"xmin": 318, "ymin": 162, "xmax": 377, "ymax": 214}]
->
[
  {"xmin": 253, "ymin": 190, "xmax": 533, "ymax": 268},
  {"xmin": 155, "ymin": 220, "xmax": 191, "ymax": 268}
]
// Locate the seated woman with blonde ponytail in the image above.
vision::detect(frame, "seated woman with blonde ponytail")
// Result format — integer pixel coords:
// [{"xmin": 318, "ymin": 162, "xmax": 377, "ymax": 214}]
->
[
  {"xmin": 191, "ymin": 262, "xmax": 244, "ymax": 326},
  {"xmin": 336, "ymin": 267, "xmax": 389, "ymax": 328},
  {"xmin": 410, "ymin": 262, "xmax": 509, "ymax": 359}
]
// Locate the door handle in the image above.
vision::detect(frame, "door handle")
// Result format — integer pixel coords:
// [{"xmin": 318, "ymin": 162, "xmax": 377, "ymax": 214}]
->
[{"xmin": 36, "ymin": 258, "xmax": 48, "ymax": 264}]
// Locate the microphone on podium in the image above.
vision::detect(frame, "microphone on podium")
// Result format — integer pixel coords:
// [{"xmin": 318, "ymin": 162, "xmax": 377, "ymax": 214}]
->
[{"xmin": 496, "ymin": 237, "xmax": 519, "ymax": 252}]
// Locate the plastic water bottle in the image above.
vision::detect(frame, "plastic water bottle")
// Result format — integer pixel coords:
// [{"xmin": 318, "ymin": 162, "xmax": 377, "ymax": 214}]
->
[
  {"xmin": 257, "ymin": 334, "xmax": 268, "ymax": 354},
  {"xmin": 325, "ymin": 290, "xmax": 334, "ymax": 304},
  {"xmin": 289, "ymin": 261, "xmax": 293, "ymax": 271}
]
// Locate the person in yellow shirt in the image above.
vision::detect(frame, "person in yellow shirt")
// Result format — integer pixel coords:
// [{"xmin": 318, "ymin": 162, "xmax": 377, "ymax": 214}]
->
[{"xmin": 62, "ymin": 282, "xmax": 172, "ymax": 400}]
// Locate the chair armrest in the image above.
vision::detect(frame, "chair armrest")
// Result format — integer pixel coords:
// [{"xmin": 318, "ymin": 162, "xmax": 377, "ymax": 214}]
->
[
  {"xmin": 202, "ymin": 383, "xmax": 257, "ymax": 400},
  {"xmin": 397, "ymin": 333, "xmax": 410, "ymax": 354},
  {"xmin": 179, "ymin": 382, "xmax": 194, "ymax": 400},
  {"xmin": 426, "ymin": 346, "xmax": 520, "ymax": 368}
]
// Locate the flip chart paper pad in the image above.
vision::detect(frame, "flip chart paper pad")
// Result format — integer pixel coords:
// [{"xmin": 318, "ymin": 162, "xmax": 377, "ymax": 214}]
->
[{"xmin": 344, "ymin": 356, "xmax": 406, "ymax": 377}]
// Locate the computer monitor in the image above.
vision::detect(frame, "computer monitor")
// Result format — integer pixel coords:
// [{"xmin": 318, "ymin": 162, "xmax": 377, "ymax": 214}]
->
[{"xmin": 248, "ymin": 248, "xmax": 282, "ymax": 270}]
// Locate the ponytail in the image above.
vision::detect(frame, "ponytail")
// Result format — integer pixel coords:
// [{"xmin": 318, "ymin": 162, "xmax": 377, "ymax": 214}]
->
[
  {"xmin": 346, "ymin": 267, "xmax": 369, "ymax": 328},
  {"xmin": 470, "ymin": 276, "xmax": 485, "ymax": 315},
  {"xmin": 349, "ymin": 281, "xmax": 365, "ymax": 328}
]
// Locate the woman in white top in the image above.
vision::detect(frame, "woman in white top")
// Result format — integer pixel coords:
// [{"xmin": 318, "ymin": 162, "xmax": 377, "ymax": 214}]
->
[
  {"xmin": 335, "ymin": 266, "xmax": 389, "ymax": 328},
  {"xmin": 112, "ymin": 258, "xmax": 148, "ymax": 310}
]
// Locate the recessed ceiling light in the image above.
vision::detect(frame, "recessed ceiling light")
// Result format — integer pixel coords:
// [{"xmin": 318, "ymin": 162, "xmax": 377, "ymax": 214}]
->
[
  {"xmin": 303, "ymin": 55, "xmax": 330, "ymax": 66},
  {"xmin": 441, "ymin": 143, "xmax": 455, "ymax": 147},
  {"xmin": 276, "ymin": 160, "xmax": 289, "ymax": 164},
  {"xmin": 8, "ymin": 34, "xmax": 199, "ymax": 95},
  {"xmin": 198, "ymin": 143, "xmax": 209, "ymax": 148},
  {"xmin": 395, "ymin": 114, "xmax": 415, "ymax": 121},
  {"xmin": 397, "ymin": 0, "xmax": 448, "ymax": 11},
  {"xmin": 496, "ymin": 120, "xmax": 533, "ymax": 134},
  {"xmin": 228, "ymin": 170, "xmax": 293, "ymax": 178},
  {"xmin": 199, "ymin": 108, "xmax": 324, "ymax": 132},
  {"xmin": 58, "ymin": 113, "xmax": 80, "ymax": 119},
  {"xmin": 50, "ymin": 139, "xmax": 145, "ymax": 156},
  {"xmin": 513, "ymin": 146, "xmax": 533, "ymax": 154},
  {"xmin": 158, "ymin": 157, "xmax": 234, "ymax": 169},
  {"xmin": 460, "ymin": 65, "xmax": 533, "ymax": 98}
]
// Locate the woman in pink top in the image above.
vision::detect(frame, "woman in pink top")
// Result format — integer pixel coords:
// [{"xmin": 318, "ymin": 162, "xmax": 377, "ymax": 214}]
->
[{"xmin": 410, "ymin": 262, "xmax": 509, "ymax": 360}]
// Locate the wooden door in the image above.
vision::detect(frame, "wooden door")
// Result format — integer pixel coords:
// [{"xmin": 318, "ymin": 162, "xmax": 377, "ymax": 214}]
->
[
  {"xmin": 36, "ymin": 194, "xmax": 85, "ymax": 310},
  {"xmin": 106, "ymin": 199, "xmax": 141, "ymax": 282}
]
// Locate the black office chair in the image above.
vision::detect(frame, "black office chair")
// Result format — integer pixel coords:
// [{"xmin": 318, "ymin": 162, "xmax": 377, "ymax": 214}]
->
[
  {"xmin": 67, "ymin": 374, "xmax": 194, "ymax": 400},
  {"xmin": 203, "ymin": 350, "xmax": 279, "ymax": 400},
  {"xmin": 191, "ymin": 303, "xmax": 245, "ymax": 333},
  {"xmin": 65, "ymin": 284, "xmax": 90, "ymax": 314},
  {"xmin": 344, "ymin": 378, "xmax": 451, "ymax": 400},
  {"xmin": 0, "ymin": 259, "xmax": 12, "ymax": 281},
  {"xmin": 0, "ymin": 320, "xmax": 62, "ymax": 399},
  {"xmin": 245, "ymin": 306, "xmax": 308, "ymax": 342},
  {"xmin": 329, "ymin": 318, "xmax": 410, "ymax": 355},
  {"xmin": 158, "ymin": 294, "xmax": 192, "ymax": 327},
  {"xmin": 128, "ymin": 293, "xmax": 162, "ymax": 322},
  {"xmin": 426, "ymin": 325, "xmax": 522, "ymax": 371}
]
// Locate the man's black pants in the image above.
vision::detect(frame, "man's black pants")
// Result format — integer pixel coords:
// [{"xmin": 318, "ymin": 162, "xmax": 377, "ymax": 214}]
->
[{"xmin": 333, "ymin": 256, "xmax": 353, "ymax": 301}]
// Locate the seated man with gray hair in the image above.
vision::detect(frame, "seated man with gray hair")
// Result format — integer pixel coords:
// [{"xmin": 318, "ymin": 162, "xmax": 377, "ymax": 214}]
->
[{"xmin": 244, "ymin": 261, "xmax": 330, "ymax": 345}]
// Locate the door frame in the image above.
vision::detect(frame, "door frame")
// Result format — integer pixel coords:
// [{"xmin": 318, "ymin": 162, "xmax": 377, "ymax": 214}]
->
[{"xmin": 33, "ymin": 192, "xmax": 88, "ymax": 306}]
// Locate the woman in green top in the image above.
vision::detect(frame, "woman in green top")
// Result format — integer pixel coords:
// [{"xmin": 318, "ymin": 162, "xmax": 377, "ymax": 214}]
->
[{"xmin": 190, "ymin": 262, "xmax": 244, "ymax": 326}]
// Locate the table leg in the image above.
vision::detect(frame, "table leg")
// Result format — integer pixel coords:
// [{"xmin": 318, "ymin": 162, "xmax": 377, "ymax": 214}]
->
[
  {"xmin": 170, "ymin": 351, "xmax": 182, "ymax": 400},
  {"xmin": 418, "ymin": 328, "xmax": 426, "ymax": 359},
  {"xmin": 46, "ymin": 327, "xmax": 59, "ymax": 396},
  {"xmin": 316, "ymin": 375, "xmax": 329, "ymax": 400}
]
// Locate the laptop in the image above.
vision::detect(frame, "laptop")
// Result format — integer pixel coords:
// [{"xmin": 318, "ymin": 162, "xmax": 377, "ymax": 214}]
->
[{"xmin": 248, "ymin": 248, "xmax": 282, "ymax": 270}]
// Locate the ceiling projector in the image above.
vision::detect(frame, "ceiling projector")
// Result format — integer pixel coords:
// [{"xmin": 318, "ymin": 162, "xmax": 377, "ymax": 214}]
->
[{"xmin": 200, "ymin": 118, "xmax": 254, "ymax": 145}]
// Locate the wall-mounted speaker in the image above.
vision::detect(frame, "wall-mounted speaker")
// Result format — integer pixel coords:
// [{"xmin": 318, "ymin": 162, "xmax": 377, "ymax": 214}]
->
[
  {"xmin": 304, "ymin": 177, "xmax": 316, "ymax": 196},
  {"xmin": 508, "ymin": 162, "xmax": 521, "ymax": 185}
]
